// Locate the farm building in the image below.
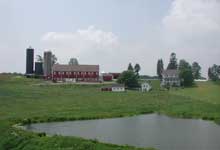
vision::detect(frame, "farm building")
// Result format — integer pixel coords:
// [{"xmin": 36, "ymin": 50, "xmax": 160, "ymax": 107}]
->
[
  {"xmin": 101, "ymin": 84, "xmax": 125, "ymax": 92},
  {"xmin": 52, "ymin": 64, "xmax": 99, "ymax": 82},
  {"xmin": 161, "ymin": 69, "xmax": 181, "ymax": 87},
  {"xmin": 109, "ymin": 73, "xmax": 121, "ymax": 79},
  {"xmin": 35, "ymin": 62, "xmax": 43, "ymax": 76},
  {"xmin": 141, "ymin": 82, "xmax": 152, "ymax": 92},
  {"xmin": 44, "ymin": 51, "xmax": 52, "ymax": 79},
  {"xmin": 101, "ymin": 73, "xmax": 113, "ymax": 81},
  {"xmin": 26, "ymin": 47, "xmax": 34, "ymax": 75}
]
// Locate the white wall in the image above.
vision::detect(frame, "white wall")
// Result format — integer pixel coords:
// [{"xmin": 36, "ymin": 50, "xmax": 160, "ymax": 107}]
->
[{"xmin": 112, "ymin": 87, "xmax": 125, "ymax": 92}]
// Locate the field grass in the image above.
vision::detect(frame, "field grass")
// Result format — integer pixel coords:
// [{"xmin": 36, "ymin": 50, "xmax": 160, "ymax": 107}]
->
[
  {"xmin": 0, "ymin": 75, "xmax": 220, "ymax": 150},
  {"xmin": 169, "ymin": 81, "xmax": 220, "ymax": 104}
]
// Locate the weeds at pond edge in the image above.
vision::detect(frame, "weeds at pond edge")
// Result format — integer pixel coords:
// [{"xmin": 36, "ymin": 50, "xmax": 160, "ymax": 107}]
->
[{"xmin": 20, "ymin": 110, "xmax": 155, "ymax": 125}]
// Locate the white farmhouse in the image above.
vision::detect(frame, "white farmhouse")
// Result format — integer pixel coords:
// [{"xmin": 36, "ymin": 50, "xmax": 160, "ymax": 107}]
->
[
  {"xmin": 161, "ymin": 69, "xmax": 181, "ymax": 87},
  {"xmin": 141, "ymin": 82, "xmax": 152, "ymax": 92}
]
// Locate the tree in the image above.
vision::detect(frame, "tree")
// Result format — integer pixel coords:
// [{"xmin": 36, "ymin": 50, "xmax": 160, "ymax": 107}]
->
[
  {"xmin": 128, "ymin": 63, "xmax": 134, "ymax": 71},
  {"xmin": 167, "ymin": 52, "xmax": 178, "ymax": 70},
  {"xmin": 178, "ymin": 59, "xmax": 194, "ymax": 86},
  {"xmin": 36, "ymin": 55, "xmax": 43, "ymax": 62},
  {"xmin": 117, "ymin": 70, "xmax": 139, "ymax": 88},
  {"xmin": 192, "ymin": 62, "xmax": 201, "ymax": 79},
  {"xmin": 179, "ymin": 69, "xmax": 194, "ymax": 87},
  {"xmin": 179, "ymin": 59, "xmax": 191, "ymax": 71},
  {"xmin": 218, "ymin": 66, "xmax": 220, "ymax": 74},
  {"xmin": 134, "ymin": 64, "xmax": 141, "ymax": 75},
  {"xmin": 52, "ymin": 54, "xmax": 58, "ymax": 65},
  {"xmin": 157, "ymin": 59, "xmax": 164, "ymax": 79},
  {"xmin": 208, "ymin": 64, "xmax": 220, "ymax": 81},
  {"xmin": 208, "ymin": 67, "xmax": 212, "ymax": 80},
  {"xmin": 69, "ymin": 58, "xmax": 79, "ymax": 65}
]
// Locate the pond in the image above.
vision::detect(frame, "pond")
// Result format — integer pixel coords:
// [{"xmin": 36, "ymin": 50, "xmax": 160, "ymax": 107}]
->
[{"xmin": 24, "ymin": 114, "xmax": 220, "ymax": 150}]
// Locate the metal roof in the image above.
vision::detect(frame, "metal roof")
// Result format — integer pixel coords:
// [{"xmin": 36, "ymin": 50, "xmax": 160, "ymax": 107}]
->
[{"xmin": 52, "ymin": 64, "xmax": 99, "ymax": 72}]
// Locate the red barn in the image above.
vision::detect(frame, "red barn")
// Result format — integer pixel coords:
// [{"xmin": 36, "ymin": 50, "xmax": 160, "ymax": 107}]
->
[
  {"xmin": 52, "ymin": 64, "xmax": 99, "ymax": 82},
  {"xmin": 109, "ymin": 73, "xmax": 121, "ymax": 79},
  {"xmin": 102, "ymin": 73, "xmax": 113, "ymax": 81}
]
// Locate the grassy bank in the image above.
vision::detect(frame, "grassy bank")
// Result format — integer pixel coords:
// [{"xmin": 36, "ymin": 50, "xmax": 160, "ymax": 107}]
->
[{"xmin": 0, "ymin": 75, "xmax": 220, "ymax": 150}]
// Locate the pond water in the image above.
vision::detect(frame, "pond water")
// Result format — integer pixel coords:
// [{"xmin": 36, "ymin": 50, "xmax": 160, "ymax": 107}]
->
[{"xmin": 25, "ymin": 114, "xmax": 220, "ymax": 150}]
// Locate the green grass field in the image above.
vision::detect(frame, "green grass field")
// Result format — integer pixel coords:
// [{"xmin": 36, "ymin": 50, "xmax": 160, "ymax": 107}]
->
[{"xmin": 0, "ymin": 75, "xmax": 220, "ymax": 150}]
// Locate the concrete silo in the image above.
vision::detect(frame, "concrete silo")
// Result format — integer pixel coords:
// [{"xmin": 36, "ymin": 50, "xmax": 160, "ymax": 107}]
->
[{"xmin": 43, "ymin": 51, "xmax": 52, "ymax": 78}]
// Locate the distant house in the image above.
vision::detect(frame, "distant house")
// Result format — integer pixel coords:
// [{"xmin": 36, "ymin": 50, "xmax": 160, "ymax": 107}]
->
[
  {"xmin": 141, "ymin": 82, "xmax": 152, "ymax": 92},
  {"xmin": 161, "ymin": 69, "xmax": 181, "ymax": 87},
  {"xmin": 101, "ymin": 84, "xmax": 125, "ymax": 92},
  {"xmin": 52, "ymin": 64, "xmax": 99, "ymax": 82}
]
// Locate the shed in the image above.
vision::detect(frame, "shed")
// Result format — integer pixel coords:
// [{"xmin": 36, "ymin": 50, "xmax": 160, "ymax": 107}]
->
[
  {"xmin": 141, "ymin": 82, "xmax": 152, "ymax": 92},
  {"xmin": 101, "ymin": 84, "xmax": 125, "ymax": 92}
]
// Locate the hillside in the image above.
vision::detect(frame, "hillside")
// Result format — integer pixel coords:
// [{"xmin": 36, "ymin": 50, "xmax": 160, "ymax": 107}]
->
[{"xmin": 0, "ymin": 75, "xmax": 219, "ymax": 150}]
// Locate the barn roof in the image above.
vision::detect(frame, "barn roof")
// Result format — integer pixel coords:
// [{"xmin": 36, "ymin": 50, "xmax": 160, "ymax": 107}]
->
[
  {"xmin": 102, "ymin": 73, "xmax": 113, "ymax": 76},
  {"xmin": 52, "ymin": 64, "xmax": 99, "ymax": 72}
]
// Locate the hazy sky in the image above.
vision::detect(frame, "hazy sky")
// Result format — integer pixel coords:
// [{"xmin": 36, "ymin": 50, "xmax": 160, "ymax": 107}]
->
[{"xmin": 0, "ymin": 0, "xmax": 220, "ymax": 76}]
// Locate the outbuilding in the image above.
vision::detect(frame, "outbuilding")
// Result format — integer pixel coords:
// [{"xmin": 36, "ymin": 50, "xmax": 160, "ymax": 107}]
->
[
  {"xmin": 52, "ymin": 64, "xmax": 99, "ymax": 82},
  {"xmin": 141, "ymin": 82, "xmax": 152, "ymax": 92},
  {"xmin": 101, "ymin": 73, "xmax": 113, "ymax": 81},
  {"xmin": 101, "ymin": 84, "xmax": 125, "ymax": 92}
]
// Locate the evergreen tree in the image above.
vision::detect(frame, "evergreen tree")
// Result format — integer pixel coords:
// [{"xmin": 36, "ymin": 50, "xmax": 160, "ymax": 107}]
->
[
  {"xmin": 208, "ymin": 67, "xmax": 212, "ymax": 80},
  {"xmin": 167, "ymin": 52, "xmax": 178, "ymax": 70},
  {"xmin": 192, "ymin": 62, "xmax": 201, "ymax": 79},
  {"xmin": 157, "ymin": 59, "xmax": 164, "ymax": 79},
  {"xmin": 134, "ymin": 64, "xmax": 141, "ymax": 75},
  {"xmin": 128, "ymin": 63, "xmax": 134, "ymax": 71}
]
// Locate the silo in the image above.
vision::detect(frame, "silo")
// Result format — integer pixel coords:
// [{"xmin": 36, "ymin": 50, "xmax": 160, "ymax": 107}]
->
[
  {"xmin": 35, "ymin": 62, "xmax": 43, "ymax": 75},
  {"xmin": 43, "ymin": 51, "xmax": 52, "ymax": 77},
  {"xmin": 26, "ymin": 47, "xmax": 34, "ymax": 74}
]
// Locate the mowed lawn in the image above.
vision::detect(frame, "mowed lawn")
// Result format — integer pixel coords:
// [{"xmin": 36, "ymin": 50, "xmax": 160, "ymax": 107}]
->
[{"xmin": 0, "ymin": 75, "xmax": 220, "ymax": 150}]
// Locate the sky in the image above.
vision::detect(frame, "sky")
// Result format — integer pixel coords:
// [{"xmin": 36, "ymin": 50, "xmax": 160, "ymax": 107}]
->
[{"xmin": 0, "ymin": 0, "xmax": 220, "ymax": 76}]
